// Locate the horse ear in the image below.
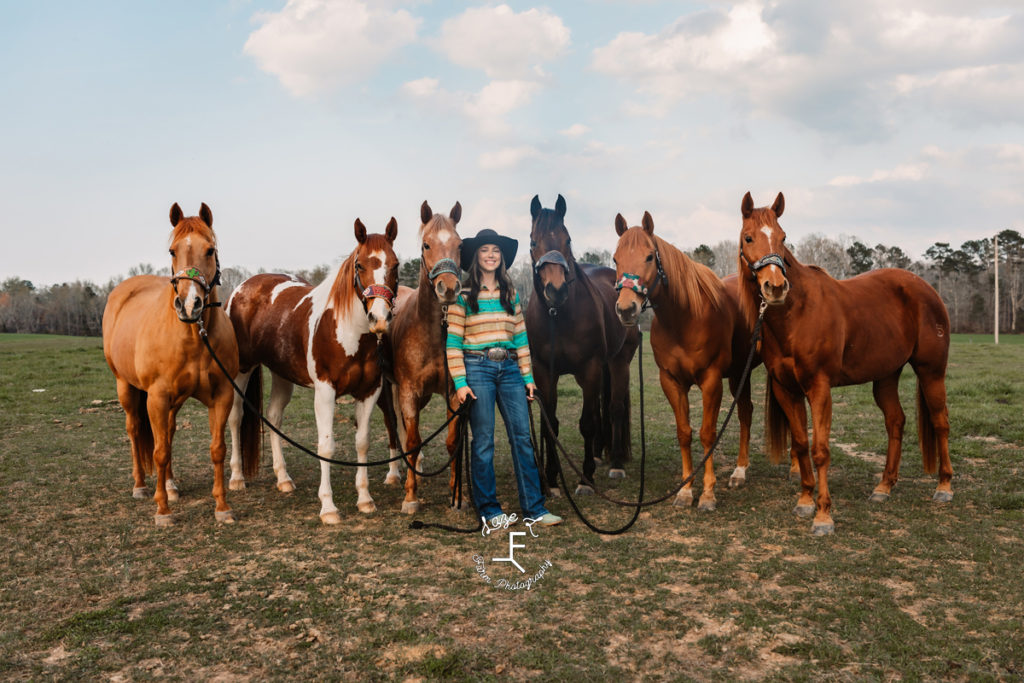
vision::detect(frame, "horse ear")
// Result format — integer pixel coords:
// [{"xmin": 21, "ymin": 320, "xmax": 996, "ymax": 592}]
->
[
  {"xmin": 772, "ymin": 192, "xmax": 785, "ymax": 218},
  {"xmin": 449, "ymin": 201, "xmax": 462, "ymax": 224},
  {"xmin": 354, "ymin": 218, "xmax": 367, "ymax": 244},
  {"xmin": 385, "ymin": 217, "xmax": 398, "ymax": 243},
  {"xmin": 530, "ymin": 195, "xmax": 541, "ymax": 220},
  {"xmin": 615, "ymin": 214, "xmax": 628, "ymax": 237},
  {"xmin": 642, "ymin": 211, "xmax": 655, "ymax": 234},
  {"xmin": 420, "ymin": 201, "xmax": 432, "ymax": 225},
  {"xmin": 199, "ymin": 203, "xmax": 213, "ymax": 228},
  {"xmin": 169, "ymin": 203, "xmax": 183, "ymax": 227},
  {"xmin": 555, "ymin": 194, "xmax": 566, "ymax": 219},
  {"xmin": 741, "ymin": 192, "xmax": 754, "ymax": 219}
]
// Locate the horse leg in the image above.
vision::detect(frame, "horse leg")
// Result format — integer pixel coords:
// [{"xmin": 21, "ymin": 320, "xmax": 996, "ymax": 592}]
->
[
  {"xmin": 771, "ymin": 381, "xmax": 814, "ymax": 518},
  {"xmin": 208, "ymin": 383, "xmax": 235, "ymax": 523},
  {"xmin": 695, "ymin": 374, "xmax": 724, "ymax": 512},
  {"xmin": 116, "ymin": 380, "xmax": 151, "ymax": 499},
  {"xmin": 728, "ymin": 374, "xmax": 754, "ymax": 488},
  {"xmin": 353, "ymin": 391, "xmax": 380, "ymax": 514},
  {"xmin": 376, "ymin": 383, "xmax": 403, "ymax": 485},
  {"xmin": 659, "ymin": 370, "xmax": 694, "ymax": 508},
  {"xmin": 145, "ymin": 393, "xmax": 175, "ymax": 526},
  {"xmin": 917, "ymin": 370, "xmax": 953, "ymax": 502},
  {"xmin": 606, "ymin": 358, "xmax": 631, "ymax": 479},
  {"xmin": 313, "ymin": 382, "xmax": 341, "ymax": 525},
  {"xmin": 574, "ymin": 362, "xmax": 602, "ymax": 494},
  {"xmin": 267, "ymin": 373, "xmax": 296, "ymax": 493},
  {"xmin": 445, "ymin": 403, "xmax": 465, "ymax": 510},
  {"xmin": 534, "ymin": 363, "xmax": 561, "ymax": 495},
  {"xmin": 164, "ymin": 420, "xmax": 179, "ymax": 502},
  {"xmin": 227, "ymin": 368, "xmax": 254, "ymax": 491},
  {"xmin": 399, "ymin": 389, "xmax": 423, "ymax": 515},
  {"xmin": 869, "ymin": 372, "xmax": 905, "ymax": 503},
  {"xmin": 806, "ymin": 382, "xmax": 835, "ymax": 535}
]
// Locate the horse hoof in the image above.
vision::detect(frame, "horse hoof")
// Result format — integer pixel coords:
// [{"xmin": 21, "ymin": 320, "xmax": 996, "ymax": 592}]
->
[
  {"xmin": 277, "ymin": 480, "xmax": 295, "ymax": 493},
  {"xmin": 357, "ymin": 501, "xmax": 377, "ymax": 514},
  {"xmin": 548, "ymin": 487, "xmax": 562, "ymax": 498},
  {"xmin": 154, "ymin": 513, "xmax": 175, "ymax": 527},
  {"xmin": 320, "ymin": 511, "xmax": 343, "ymax": 525},
  {"xmin": 793, "ymin": 504, "xmax": 815, "ymax": 518},
  {"xmin": 608, "ymin": 469, "xmax": 626, "ymax": 480},
  {"xmin": 228, "ymin": 478, "xmax": 246, "ymax": 491},
  {"xmin": 729, "ymin": 468, "xmax": 746, "ymax": 488},
  {"xmin": 132, "ymin": 487, "xmax": 149, "ymax": 500},
  {"xmin": 165, "ymin": 488, "xmax": 179, "ymax": 503},
  {"xmin": 673, "ymin": 491, "xmax": 694, "ymax": 508},
  {"xmin": 575, "ymin": 484, "xmax": 594, "ymax": 496},
  {"xmin": 868, "ymin": 491, "xmax": 890, "ymax": 504},
  {"xmin": 933, "ymin": 490, "xmax": 953, "ymax": 503},
  {"xmin": 401, "ymin": 501, "xmax": 420, "ymax": 515},
  {"xmin": 811, "ymin": 521, "xmax": 835, "ymax": 536},
  {"xmin": 215, "ymin": 510, "xmax": 236, "ymax": 524},
  {"xmin": 384, "ymin": 473, "xmax": 402, "ymax": 486},
  {"xmin": 698, "ymin": 499, "xmax": 717, "ymax": 513}
]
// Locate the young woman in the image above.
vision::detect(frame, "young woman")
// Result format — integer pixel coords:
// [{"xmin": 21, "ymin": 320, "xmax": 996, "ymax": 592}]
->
[{"xmin": 446, "ymin": 229, "xmax": 562, "ymax": 528}]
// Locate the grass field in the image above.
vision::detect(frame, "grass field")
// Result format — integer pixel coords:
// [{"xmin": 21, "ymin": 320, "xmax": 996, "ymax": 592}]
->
[{"xmin": 1, "ymin": 332, "xmax": 1022, "ymax": 680}]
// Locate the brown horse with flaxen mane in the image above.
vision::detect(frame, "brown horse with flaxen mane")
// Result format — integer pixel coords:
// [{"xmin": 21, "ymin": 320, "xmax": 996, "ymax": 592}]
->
[
  {"xmin": 613, "ymin": 212, "xmax": 756, "ymax": 511},
  {"xmin": 738, "ymin": 192, "xmax": 953, "ymax": 535},
  {"xmin": 102, "ymin": 203, "xmax": 249, "ymax": 525}
]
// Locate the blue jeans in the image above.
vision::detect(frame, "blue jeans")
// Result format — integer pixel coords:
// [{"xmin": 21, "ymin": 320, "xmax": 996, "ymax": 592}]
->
[{"xmin": 464, "ymin": 355, "xmax": 549, "ymax": 520}]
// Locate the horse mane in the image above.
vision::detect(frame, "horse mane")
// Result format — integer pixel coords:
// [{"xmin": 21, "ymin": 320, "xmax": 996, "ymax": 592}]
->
[
  {"xmin": 330, "ymin": 250, "xmax": 358, "ymax": 322},
  {"xmin": 650, "ymin": 234, "xmax": 724, "ymax": 318}
]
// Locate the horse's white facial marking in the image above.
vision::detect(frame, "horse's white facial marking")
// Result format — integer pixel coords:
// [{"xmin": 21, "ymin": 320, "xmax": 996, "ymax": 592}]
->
[
  {"xmin": 270, "ymin": 279, "xmax": 306, "ymax": 305},
  {"xmin": 182, "ymin": 281, "xmax": 201, "ymax": 317},
  {"xmin": 760, "ymin": 226, "xmax": 774, "ymax": 241},
  {"xmin": 437, "ymin": 231, "xmax": 451, "ymax": 245},
  {"xmin": 370, "ymin": 251, "xmax": 387, "ymax": 289}
]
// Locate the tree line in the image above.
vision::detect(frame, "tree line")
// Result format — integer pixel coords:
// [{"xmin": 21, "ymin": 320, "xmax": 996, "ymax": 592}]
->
[{"xmin": 3, "ymin": 230, "xmax": 1022, "ymax": 337}]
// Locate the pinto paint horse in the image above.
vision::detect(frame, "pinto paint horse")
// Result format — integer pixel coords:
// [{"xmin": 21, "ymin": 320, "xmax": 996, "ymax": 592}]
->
[
  {"xmin": 103, "ymin": 202, "xmax": 248, "ymax": 525},
  {"xmin": 738, "ymin": 192, "xmax": 953, "ymax": 535},
  {"xmin": 526, "ymin": 194, "xmax": 640, "ymax": 495},
  {"xmin": 379, "ymin": 200, "xmax": 463, "ymax": 514},
  {"xmin": 226, "ymin": 218, "xmax": 399, "ymax": 524},
  {"xmin": 613, "ymin": 212, "xmax": 756, "ymax": 511}
]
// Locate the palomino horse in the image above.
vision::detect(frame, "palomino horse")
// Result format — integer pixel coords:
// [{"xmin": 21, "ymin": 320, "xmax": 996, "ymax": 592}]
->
[
  {"xmin": 738, "ymin": 192, "xmax": 953, "ymax": 535},
  {"xmin": 379, "ymin": 200, "xmax": 463, "ymax": 514},
  {"xmin": 103, "ymin": 203, "xmax": 247, "ymax": 525},
  {"xmin": 226, "ymin": 218, "xmax": 399, "ymax": 524},
  {"xmin": 526, "ymin": 194, "xmax": 639, "ymax": 494},
  {"xmin": 613, "ymin": 212, "xmax": 756, "ymax": 511}
]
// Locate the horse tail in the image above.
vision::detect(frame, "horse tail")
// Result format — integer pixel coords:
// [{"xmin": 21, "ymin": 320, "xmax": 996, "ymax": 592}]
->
[
  {"xmin": 917, "ymin": 380, "xmax": 938, "ymax": 475},
  {"xmin": 136, "ymin": 389, "xmax": 155, "ymax": 476},
  {"xmin": 239, "ymin": 369, "xmax": 263, "ymax": 480},
  {"xmin": 764, "ymin": 375, "xmax": 789, "ymax": 465}
]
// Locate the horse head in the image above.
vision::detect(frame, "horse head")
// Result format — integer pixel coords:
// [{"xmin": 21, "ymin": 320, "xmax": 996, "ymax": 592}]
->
[
  {"xmin": 419, "ymin": 200, "xmax": 462, "ymax": 304},
  {"xmin": 739, "ymin": 192, "xmax": 790, "ymax": 306},
  {"xmin": 168, "ymin": 202, "xmax": 220, "ymax": 323},
  {"xmin": 352, "ymin": 216, "xmax": 399, "ymax": 335},
  {"xmin": 612, "ymin": 211, "xmax": 662, "ymax": 326},
  {"xmin": 529, "ymin": 194, "xmax": 574, "ymax": 308}
]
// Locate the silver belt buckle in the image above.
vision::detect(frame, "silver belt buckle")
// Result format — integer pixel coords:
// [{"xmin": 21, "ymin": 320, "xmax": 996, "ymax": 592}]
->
[{"xmin": 486, "ymin": 347, "xmax": 508, "ymax": 361}]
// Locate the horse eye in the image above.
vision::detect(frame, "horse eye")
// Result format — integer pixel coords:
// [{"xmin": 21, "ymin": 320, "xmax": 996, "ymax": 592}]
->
[
  {"xmin": 646, "ymin": 254, "xmax": 653, "ymax": 263},
  {"xmin": 422, "ymin": 242, "xmax": 430, "ymax": 251},
  {"xmin": 206, "ymin": 248, "xmax": 214, "ymax": 257},
  {"xmin": 530, "ymin": 240, "xmax": 536, "ymax": 248},
  {"xmin": 744, "ymin": 235, "xmax": 753, "ymax": 244},
  {"xmin": 169, "ymin": 249, "xmax": 176, "ymax": 257}
]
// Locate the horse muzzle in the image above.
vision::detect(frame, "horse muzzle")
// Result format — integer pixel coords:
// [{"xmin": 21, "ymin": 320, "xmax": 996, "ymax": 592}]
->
[
  {"xmin": 434, "ymin": 277, "xmax": 461, "ymax": 304},
  {"xmin": 174, "ymin": 294, "xmax": 204, "ymax": 323},
  {"xmin": 615, "ymin": 299, "xmax": 640, "ymax": 326},
  {"xmin": 759, "ymin": 277, "xmax": 790, "ymax": 305},
  {"xmin": 366, "ymin": 299, "xmax": 393, "ymax": 335}
]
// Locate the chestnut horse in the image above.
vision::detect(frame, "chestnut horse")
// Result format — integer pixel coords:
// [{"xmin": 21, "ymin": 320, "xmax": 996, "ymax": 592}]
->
[
  {"xmin": 526, "ymin": 194, "xmax": 640, "ymax": 494},
  {"xmin": 738, "ymin": 192, "xmax": 953, "ymax": 535},
  {"xmin": 226, "ymin": 218, "xmax": 399, "ymax": 524},
  {"xmin": 613, "ymin": 212, "xmax": 756, "ymax": 511},
  {"xmin": 379, "ymin": 200, "xmax": 464, "ymax": 514},
  {"xmin": 103, "ymin": 203, "xmax": 247, "ymax": 525}
]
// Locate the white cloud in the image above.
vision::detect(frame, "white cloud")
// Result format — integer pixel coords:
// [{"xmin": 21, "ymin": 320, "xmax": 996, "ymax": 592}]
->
[
  {"xmin": 560, "ymin": 123, "xmax": 589, "ymax": 138},
  {"xmin": 464, "ymin": 80, "xmax": 542, "ymax": 135},
  {"xmin": 437, "ymin": 4, "xmax": 570, "ymax": 79},
  {"xmin": 829, "ymin": 163, "xmax": 929, "ymax": 187},
  {"xmin": 402, "ymin": 77, "xmax": 439, "ymax": 98},
  {"xmin": 244, "ymin": 0, "xmax": 419, "ymax": 96},
  {"xmin": 478, "ymin": 146, "xmax": 541, "ymax": 170}
]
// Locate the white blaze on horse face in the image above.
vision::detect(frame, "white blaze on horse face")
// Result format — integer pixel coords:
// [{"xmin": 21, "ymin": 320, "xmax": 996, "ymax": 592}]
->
[
  {"xmin": 437, "ymin": 230, "xmax": 452, "ymax": 245},
  {"xmin": 182, "ymin": 281, "xmax": 202, "ymax": 318},
  {"xmin": 760, "ymin": 225, "xmax": 783, "ymax": 275},
  {"xmin": 370, "ymin": 251, "xmax": 387, "ymax": 291}
]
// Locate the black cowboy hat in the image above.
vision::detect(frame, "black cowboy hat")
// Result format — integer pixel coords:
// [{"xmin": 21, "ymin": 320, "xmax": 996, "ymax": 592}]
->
[{"xmin": 459, "ymin": 228, "xmax": 518, "ymax": 271}]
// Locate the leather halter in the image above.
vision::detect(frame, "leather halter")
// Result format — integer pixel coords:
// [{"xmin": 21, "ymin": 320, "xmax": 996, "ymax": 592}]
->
[
  {"xmin": 748, "ymin": 252, "xmax": 787, "ymax": 276},
  {"xmin": 354, "ymin": 268, "xmax": 396, "ymax": 309},
  {"xmin": 427, "ymin": 257, "xmax": 460, "ymax": 281},
  {"xmin": 533, "ymin": 249, "xmax": 574, "ymax": 283},
  {"xmin": 614, "ymin": 246, "xmax": 667, "ymax": 311}
]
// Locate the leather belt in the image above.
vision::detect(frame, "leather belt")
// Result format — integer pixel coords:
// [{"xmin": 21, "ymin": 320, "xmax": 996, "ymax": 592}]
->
[{"xmin": 465, "ymin": 347, "xmax": 518, "ymax": 361}]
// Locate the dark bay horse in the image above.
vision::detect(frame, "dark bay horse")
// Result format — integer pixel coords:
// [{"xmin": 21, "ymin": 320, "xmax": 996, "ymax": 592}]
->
[
  {"xmin": 613, "ymin": 212, "xmax": 756, "ymax": 511},
  {"xmin": 738, "ymin": 192, "xmax": 953, "ymax": 535},
  {"xmin": 526, "ymin": 195, "xmax": 640, "ymax": 495},
  {"xmin": 379, "ymin": 200, "xmax": 463, "ymax": 514},
  {"xmin": 226, "ymin": 218, "xmax": 399, "ymax": 524},
  {"xmin": 103, "ymin": 203, "xmax": 248, "ymax": 525}
]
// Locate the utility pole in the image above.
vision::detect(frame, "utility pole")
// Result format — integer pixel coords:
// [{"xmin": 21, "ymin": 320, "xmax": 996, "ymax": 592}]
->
[{"xmin": 994, "ymin": 234, "xmax": 999, "ymax": 345}]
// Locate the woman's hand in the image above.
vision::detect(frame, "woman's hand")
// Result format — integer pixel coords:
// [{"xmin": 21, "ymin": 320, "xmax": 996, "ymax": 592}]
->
[
  {"xmin": 525, "ymin": 383, "xmax": 537, "ymax": 402},
  {"xmin": 456, "ymin": 386, "xmax": 477, "ymax": 404}
]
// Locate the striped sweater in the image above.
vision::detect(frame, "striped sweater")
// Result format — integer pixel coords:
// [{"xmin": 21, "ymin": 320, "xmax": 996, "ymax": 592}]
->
[{"xmin": 445, "ymin": 287, "xmax": 534, "ymax": 390}]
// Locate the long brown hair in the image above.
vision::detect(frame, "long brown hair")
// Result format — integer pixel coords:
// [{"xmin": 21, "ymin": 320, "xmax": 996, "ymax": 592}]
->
[{"xmin": 463, "ymin": 249, "xmax": 516, "ymax": 315}]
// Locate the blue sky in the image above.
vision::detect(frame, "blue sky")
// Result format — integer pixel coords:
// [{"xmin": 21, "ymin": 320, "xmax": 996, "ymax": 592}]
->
[{"xmin": 3, "ymin": 1, "xmax": 1023, "ymax": 285}]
